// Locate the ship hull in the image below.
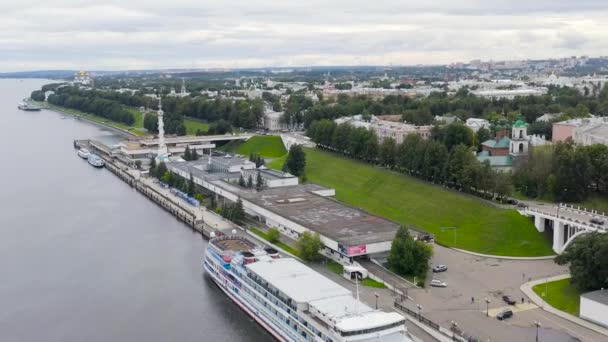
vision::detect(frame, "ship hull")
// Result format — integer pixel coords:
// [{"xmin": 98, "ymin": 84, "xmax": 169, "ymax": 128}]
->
[{"xmin": 203, "ymin": 261, "xmax": 288, "ymax": 342}]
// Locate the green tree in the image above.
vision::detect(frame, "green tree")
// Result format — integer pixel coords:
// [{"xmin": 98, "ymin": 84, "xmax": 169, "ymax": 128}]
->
[
  {"xmin": 555, "ymin": 232, "xmax": 608, "ymax": 291},
  {"xmin": 267, "ymin": 227, "xmax": 280, "ymax": 243},
  {"xmin": 297, "ymin": 231, "xmax": 323, "ymax": 262},
  {"xmin": 183, "ymin": 145, "xmax": 192, "ymax": 160},
  {"xmin": 187, "ymin": 173, "xmax": 196, "ymax": 196},
  {"xmin": 232, "ymin": 198, "xmax": 245, "ymax": 224},
  {"xmin": 238, "ymin": 174, "xmax": 246, "ymax": 187},
  {"xmin": 387, "ymin": 226, "xmax": 432, "ymax": 279},
  {"xmin": 284, "ymin": 145, "xmax": 306, "ymax": 176},
  {"xmin": 247, "ymin": 174, "xmax": 253, "ymax": 188},
  {"xmin": 380, "ymin": 137, "xmax": 396, "ymax": 168}
]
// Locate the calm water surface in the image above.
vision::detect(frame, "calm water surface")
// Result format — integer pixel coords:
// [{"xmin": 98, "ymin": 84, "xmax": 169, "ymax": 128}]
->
[{"xmin": 0, "ymin": 79, "xmax": 270, "ymax": 342}]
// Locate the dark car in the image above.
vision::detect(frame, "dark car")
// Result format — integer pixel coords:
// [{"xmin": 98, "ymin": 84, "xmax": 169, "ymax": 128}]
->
[
  {"xmin": 502, "ymin": 295, "xmax": 516, "ymax": 305},
  {"xmin": 496, "ymin": 309, "xmax": 513, "ymax": 320},
  {"xmin": 432, "ymin": 265, "xmax": 448, "ymax": 273},
  {"xmin": 590, "ymin": 218, "xmax": 605, "ymax": 225}
]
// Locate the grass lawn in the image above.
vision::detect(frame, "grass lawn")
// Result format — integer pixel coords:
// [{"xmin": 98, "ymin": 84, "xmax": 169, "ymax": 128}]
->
[
  {"xmin": 532, "ymin": 278, "xmax": 581, "ymax": 316},
  {"xmin": 361, "ymin": 278, "xmax": 387, "ymax": 288},
  {"xmin": 41, "ymin": 102, "xmax": 149, "ymax": 137},
  {"xmin": 222, "ymin": 135, "xmax": 287, "ymax": 158},
  {"xmin": 270, "ymin": 148, "xmax": 554, "ymax": 257},
  {"xmin": 249, "ymin": 227, "xmax": 300, "ymax": 257},
  {"xmin": 184, "ymin": 118, "xmax": 210, "ymax": 135},
  {"xmin": 327, "ymin": 260, "xmax": 344, "ymax": 275}
]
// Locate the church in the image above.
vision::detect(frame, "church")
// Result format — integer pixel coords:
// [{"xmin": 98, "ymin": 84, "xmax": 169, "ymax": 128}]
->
[{"xmin": 476, "ymin": 119, "xmax": 529, "ymax": 172}]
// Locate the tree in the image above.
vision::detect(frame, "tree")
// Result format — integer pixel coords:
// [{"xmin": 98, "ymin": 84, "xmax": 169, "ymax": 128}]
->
[
  {"xmin": 380, "ymin": 137, "xmax": 396, "ymax": 168},
  {"xmin": 156, "ymin": 162, "xmax": 168, "ymax": 180},
  {"xmin": 247, "ymin": 174, "xmax": 253, "ymax": 188},
  {"xmin": 267, "ymin": 227, "xmax": 280, "ymax": 243},
  {"xmin": 297, "ymin": 231, "xmax": 323, "ymax": 262},
  {"xmin": 183, "ymin": 145, "xmax": 192, "ymax": 160},
  {"xmin": 284, "ymin": 145, "xmax": 306, "ymax": 176},
  {"xmin": 232, "ymin": 198, "xmax": 245, "ymax": 224},
  {"xmin": 476, "ymin": 127, "xmax": 491, "ymax": 150},
  {"xmin": 256, "ymin": 171, "xmax": 263, "ymax": 191},
  {"xmin": 555, "ymin": 232, "xmax": 608, "ymax": 291},
  {"xmin": 238, "ymin": 174, "xmax": 246, "ymax": 187},
  {"xmin": 191, "ymin": 147, "xmax": 199, "ymax": 160},
  {"xmin": 187, "ymin": 173, "xmax": 196, "ymax": 196},
  {"xmin": 387, "ymin": 226, "xmax": 432, "ymax": 280}
]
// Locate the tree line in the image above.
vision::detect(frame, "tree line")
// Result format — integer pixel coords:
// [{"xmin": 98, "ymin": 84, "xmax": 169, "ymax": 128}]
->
[
  {"xmin": 46, "ymin": 88, "xmax": 135, "ymax": 125},
  {"xmin": 307, "ymin": 120, "xmax": 513, "ymax": 199},
  {"xmin": 515, "ymin": 141, "xmax": 608, "ymax": 202}
]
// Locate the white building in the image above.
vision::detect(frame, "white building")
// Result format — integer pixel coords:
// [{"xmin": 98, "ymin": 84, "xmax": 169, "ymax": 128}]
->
[
  {"xmin": 580, "ymin": 289, "xmax": 608, "ymax": 328},
  {"xmin": 466, "ymin": 118, "xmax": 490, "ymax": 132},
  {"xmin": 334, "ymin": 115, "xmax": 432, "ymax": 143},
  {"xmin": 263, "ymin": 110, "xmax": 288, "ymax": 131},
  {"xmin": 471, "ymin": 87, "xmax": 547, "ymax": 100},
  {"xmin": 74, "ymin": 70, "xmax": 93, "ymax": 85},
  {"xmin": 573, "ymin": 122, "xmax": 608, "ymax": 146}
]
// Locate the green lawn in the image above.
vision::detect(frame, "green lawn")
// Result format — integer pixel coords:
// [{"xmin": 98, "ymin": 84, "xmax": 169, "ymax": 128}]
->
[
  {"xmin": 222, "ymin": 135, "xmax": 287, "ymax": 158},
  {"xmin": 270, "ymin": 148, "xmax": 554, "ymax": 256},
  {"xmin": 184, "ymin": 118, "xmax": 210, "ymax": 135},
  {"xmin": 249, "ymin": 227, "xmax": 300, "ymax": 257},
  {"xmin": 532, "ymin": 278, "xmax": 581, "ymax": 316}
]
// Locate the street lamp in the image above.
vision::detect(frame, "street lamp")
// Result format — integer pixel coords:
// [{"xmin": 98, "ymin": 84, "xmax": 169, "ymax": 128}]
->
[
  {"xmin": 534, "ymin": 320, "xmax": 541, "ymax": 342},
  {"xmin": 485, "ymin": 297, "xmax": 491, "ymax": 317},
  {"xmin": 374, "ymin": 292, "xmax": 379, "ymax": 310},
  {"xmin": 416, "ymin": 304, "xmax": 422, "ymax": 321}
]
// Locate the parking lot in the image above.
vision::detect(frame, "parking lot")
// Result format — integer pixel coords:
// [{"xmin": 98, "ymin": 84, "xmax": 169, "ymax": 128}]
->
[{"xmin": 399, "ymin": 245, "xmax": 607, "ymax": 342}]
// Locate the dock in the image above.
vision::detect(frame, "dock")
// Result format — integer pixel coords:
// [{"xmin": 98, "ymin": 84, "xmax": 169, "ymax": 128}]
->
[{"xmin": 75, "ymin": 139, "xmax": 239, "ymax": 239}]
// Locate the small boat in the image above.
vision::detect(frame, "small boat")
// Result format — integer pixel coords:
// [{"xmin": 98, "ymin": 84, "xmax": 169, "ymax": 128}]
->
[
  {"xmin": 87, "ymin": 154, "xmax": 105, "ymax": 168},
  {"xmin": 77, "ymin": 148, "xmax": 90, "ymax": 159},
  {"xmin": 17, "ymin": 103, "xmax": 41, "ymax": 111}
]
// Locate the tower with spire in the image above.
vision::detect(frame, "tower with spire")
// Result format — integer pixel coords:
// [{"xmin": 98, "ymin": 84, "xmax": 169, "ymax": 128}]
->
[
  {"xmin": 155, "ymin": 96, "xmax": 169, "ymax": 162},
  {"xmin": 180, "ymin": 78, "xmax": 187, "ymax": 97}
]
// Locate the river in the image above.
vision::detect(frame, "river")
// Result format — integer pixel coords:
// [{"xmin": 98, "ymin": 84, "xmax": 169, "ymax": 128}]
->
[{"xmin": 0, "ymin": 79, "xmax": 270, "ymax": 342}]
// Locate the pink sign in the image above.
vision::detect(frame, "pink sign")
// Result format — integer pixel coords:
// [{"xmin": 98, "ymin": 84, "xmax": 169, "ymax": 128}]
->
[{"xmin": 347, "ymin": 245, "xmax": 367, "ymax": 256}]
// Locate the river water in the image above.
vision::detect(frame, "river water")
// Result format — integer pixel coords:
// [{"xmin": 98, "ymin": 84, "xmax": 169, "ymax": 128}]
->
[{"xmin": 0, "ymin": 79, "xmax": 270, "ymax": 342}]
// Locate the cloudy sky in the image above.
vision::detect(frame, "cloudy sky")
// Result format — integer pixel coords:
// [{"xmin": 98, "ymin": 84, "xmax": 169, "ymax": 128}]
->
[{"xmin": 2, "ymin": 0, "xmax": 607, "ymax": 71}]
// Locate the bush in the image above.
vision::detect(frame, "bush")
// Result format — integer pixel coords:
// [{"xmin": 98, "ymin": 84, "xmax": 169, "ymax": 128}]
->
[
  {"xmin": 267, "ymin": 227, "xmax": 280, "ymax": 243},
  {"xmin": 297, "ymin": 231, "xmax": 323, "ymax": 262}
]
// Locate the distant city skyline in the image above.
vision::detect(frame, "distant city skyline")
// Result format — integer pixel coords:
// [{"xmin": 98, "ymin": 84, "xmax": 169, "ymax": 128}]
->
[{"xmin": 2, "ymin": 0, "xmax": 608, "ymax": 72}]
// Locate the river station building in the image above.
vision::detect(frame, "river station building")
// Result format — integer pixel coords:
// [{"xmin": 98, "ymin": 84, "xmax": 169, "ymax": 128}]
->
[{"xmin": 167, "ymin": 155, "xmax": 399, "ymax": 262}]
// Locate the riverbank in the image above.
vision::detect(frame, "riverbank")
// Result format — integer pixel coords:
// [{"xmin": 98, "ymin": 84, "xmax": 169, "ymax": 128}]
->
[{"xmin": 31, "ymin": 100, "xmax": 148, "ymax": 138}]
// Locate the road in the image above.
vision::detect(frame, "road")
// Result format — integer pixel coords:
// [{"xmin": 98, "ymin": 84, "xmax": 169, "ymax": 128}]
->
[{"xmin": 398, "ymin": 245, "xmax": 607, "ymax": 342}]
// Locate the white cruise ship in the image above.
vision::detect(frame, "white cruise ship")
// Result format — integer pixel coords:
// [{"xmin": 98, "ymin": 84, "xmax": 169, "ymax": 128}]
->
[{"xmin": 203, "ymin": 235, "xmax": 412, "ymax": 342}]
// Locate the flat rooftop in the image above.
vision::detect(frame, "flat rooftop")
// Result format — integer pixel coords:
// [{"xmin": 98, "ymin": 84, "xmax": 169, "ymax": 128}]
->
[
  {"xmin": 246, "ymin": 258, "xmax": 350, "ymax": 304},
  {"xmin": 582, "ymin": 289, "xmax": 608, "ymax": 305},
  {"xmin": 236, "ymin": 183, "xmax": 399, "ymax": 246}
]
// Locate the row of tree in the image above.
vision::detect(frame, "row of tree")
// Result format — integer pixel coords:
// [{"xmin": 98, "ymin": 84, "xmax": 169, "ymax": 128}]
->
[
  {"xmin": 307, "ymin": 120, "xmax": 513, "ymax": 198},
  {"xmin": 515, "ymin": 141, "xmax": 608, "ymax": 202},
  {"xmin": 46, "ymin": 91, "xmax": 135, "ymax": 125}
]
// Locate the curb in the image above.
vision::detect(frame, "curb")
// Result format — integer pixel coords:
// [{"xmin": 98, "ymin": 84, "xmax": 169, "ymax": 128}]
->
[
  {"xmin": 521, "ymin": 275, "xmax": 608, "ymax": 337},
  {"xmin": 450, "ymin": 247, "xmax": 555, "ymax": 260}
]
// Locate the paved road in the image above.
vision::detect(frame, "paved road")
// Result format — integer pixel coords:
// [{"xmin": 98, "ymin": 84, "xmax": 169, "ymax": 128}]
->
[
  {"xmin": 526, "ymin": 202, "xmax": 608, "ymax": 226},
  {"xmin": 399, "ymin": 245, "xmax": 607, "ymax": 342}
]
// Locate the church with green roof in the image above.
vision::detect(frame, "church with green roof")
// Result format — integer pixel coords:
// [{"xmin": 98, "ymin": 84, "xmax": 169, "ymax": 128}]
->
[{"xmin": 477, "ymin": 119, "xmax": 529, "ymax": 172}]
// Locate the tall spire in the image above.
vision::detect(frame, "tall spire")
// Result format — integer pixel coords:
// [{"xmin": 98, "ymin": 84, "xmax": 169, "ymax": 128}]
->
[
  {"xmin": 156, "ymin": 96, "xmax": 169, "ymax": 161},
  {"xmin": 180, "ymin": 78, "xmax": 187, "ymax": 97}
]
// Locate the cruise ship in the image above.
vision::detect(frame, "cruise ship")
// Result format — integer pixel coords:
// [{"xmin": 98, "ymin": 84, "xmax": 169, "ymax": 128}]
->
[
  {"xmin": 87, "ymin": 153, "xmax": 105, "ymax": 168},
  {"xmin": 203, "ymin": 235, "xmax": 412, "ymax": 342}
]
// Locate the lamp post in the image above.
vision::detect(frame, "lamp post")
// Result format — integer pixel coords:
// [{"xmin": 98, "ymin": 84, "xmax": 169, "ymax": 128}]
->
[
  {"xmin": 416, "ymin": 304, "xmax": 422, "ymax": 321},
  {"xmin": 485, "ymin": 297, "xmax": 491, "ymax": 317},
  {"xmin": 534, "ymin": 320, "xmax": 541, "ymax": 342},
  {"xmin": 374, "ymin": 292, "xmax": 379, "ymax": 310}
]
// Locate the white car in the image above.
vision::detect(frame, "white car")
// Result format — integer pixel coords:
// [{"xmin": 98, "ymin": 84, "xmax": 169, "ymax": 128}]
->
[{"xmin": 430, "ymin": 279, "xmax": 447, "ymax": 287}]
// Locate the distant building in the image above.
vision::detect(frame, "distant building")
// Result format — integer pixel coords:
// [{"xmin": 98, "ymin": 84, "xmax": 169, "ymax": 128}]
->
[
  {"xmin": 573, "ymin": 121, "xmax": 608, "ymax": 146},
  {"xmin": 74, "ymin": 70, "xmax": 93, "ymax": 85},
  {"xmin": 263, "ymin": 110, "xmax": 288, "ymax": 131},
  {"xmin": 466, "ymin": 118, "xmax": 490, "ymax": 132},
  {"xmin": 536, "ymin": 113, "xmax": 561, "ymax": 122},
  {"xmin": 477, "ymin": 119, "xmax": 531, "ymax": 172},
  {"xmin": 334, "ymin": 115, "xmax": 432, "ymax": 143},
  {"xmin": 580, "ymin": 289, "xmax": 608, "ymax": 328},
  {"xmin": 434, "ymin": 115, "xmax": 461, "ymax": 125},
  {"xmin": 553, "ymin": 117, "xmax": 608, "ymax": 143},
  {"xmin": 471, "ymin": 87, "xmax": 547, "ymax": 100}
]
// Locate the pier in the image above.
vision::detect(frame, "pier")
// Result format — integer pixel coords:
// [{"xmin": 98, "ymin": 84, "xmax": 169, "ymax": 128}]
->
[{"xmin": 75, "ymin": 139, "xmax": 238, "ymax": 239}]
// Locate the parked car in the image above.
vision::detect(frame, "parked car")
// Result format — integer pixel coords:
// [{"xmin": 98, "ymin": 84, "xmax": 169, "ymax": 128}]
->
[
  {"xmin": 432, "ymin": 265, "xmax": 448, "ymax": 273},
  {"xmin": 496, "ymin": 309, "xmax": 513, "ymax": 320},
  {"xmin": 430, "ymin": 279, "xmax": 447, "ymax": 288},
  {"xmin": 502, "ymin": 295, "xmax": 516, "ymax": 305},
  {"xmin": 517, "ymin": 203, "xmax": 527, "ymax": 209},
  {"xmin": 590, "ymin": 217, "xmax": 605, "ymax": 225}
]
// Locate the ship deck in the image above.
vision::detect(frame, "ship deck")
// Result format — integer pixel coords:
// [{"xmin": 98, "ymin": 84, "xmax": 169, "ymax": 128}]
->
[{"xmin": 212, "ymin": 236, "xmax": 256, "ymax": 253}]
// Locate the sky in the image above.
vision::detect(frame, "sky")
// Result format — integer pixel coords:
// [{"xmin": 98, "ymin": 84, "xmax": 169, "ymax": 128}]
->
[{"xmin": 2, "ymin": 0, "xmax": 608, "ymax": 72}]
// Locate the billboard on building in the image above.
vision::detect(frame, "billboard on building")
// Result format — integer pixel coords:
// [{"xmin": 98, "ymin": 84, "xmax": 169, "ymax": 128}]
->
[{"xmin": 339, "ymin": 243, "xmax": 367, "ymax": 256}]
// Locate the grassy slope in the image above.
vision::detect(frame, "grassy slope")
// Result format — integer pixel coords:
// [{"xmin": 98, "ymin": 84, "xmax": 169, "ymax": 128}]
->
[
  {"xmin": 222, "ymin": 135, "xmax": 287, "ymax": 158},
  {"xmin": 184, "ymin": 118, "xmax": 210, "ymax": 135},
  {"xmin": 533, "ymin": 278, "xmax": 581, "ymax": 316},
  {"xmin": 270, "ymin": 148, "xmax": 554, "ymax": 256}
]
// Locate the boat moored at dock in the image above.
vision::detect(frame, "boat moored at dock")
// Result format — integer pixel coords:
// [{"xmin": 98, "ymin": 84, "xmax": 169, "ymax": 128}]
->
[
  {"xmin": 77, "ymin": 148, "xmax": 90, "ymax": 159},
  {"xmin": 87, "ymin": 153, "xmax": 105, "ymax": 168},
  {"xmin": 203, "ymin": 235, "xmax": 412, "ymax": 342},
  {"xmin": 18, "ymin": 103, "xmax": 41, "ymax": 111}
]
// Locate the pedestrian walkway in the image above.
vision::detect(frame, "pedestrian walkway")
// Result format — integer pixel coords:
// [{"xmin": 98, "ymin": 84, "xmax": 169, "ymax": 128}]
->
[
  {"xmin": 521, "ymin": 275, "xmax": 608, "ymax": 337},
  {"xmin": 359, "ymin": 259, "xmax": 418, "ymax": 290}
]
